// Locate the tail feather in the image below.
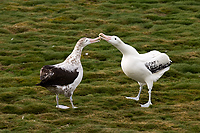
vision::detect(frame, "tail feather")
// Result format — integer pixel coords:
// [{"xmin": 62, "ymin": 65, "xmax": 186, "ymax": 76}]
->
[
  {"xmin": 152, "ymin": 67, "xmax": 170, "ymax": 82},
  {"xmin": 36, "ymin": 83, "xmax": 41, "ymax": 86}
]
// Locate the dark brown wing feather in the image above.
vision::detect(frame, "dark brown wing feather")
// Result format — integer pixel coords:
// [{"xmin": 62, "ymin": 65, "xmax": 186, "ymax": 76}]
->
[{"xmin": 37, "ymin": 65, "xmax": 79, "ymax": 87}]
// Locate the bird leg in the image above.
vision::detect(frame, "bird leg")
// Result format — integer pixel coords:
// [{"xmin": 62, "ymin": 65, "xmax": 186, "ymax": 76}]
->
[
  {"xmin": 141, "ymin": 82, "xmax": 153, "ymax": 107},
  {"xmin": 140, "ymin": 90, "xmax": 152, "ymax": 107},
  {"xmin": 56, "ymin": 94, "xmax": 70, "ymax": 109},
  {"xmin": 70, "ymin": 96, "xmax": 77, "ymax": 109},
  {"xmin": 126, "ymin": 83, "xmax": 143, "ymax": 101},
  {"xmin": 56, "ymin": 94, "xmax": 59, "ymax": 106}
]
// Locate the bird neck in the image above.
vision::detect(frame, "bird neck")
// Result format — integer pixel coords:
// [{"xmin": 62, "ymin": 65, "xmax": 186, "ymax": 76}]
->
[
  {"xmin": 72, "ymin": 44, "xmax": 84, "ymax": 58},
  {"xmin": 115, "ymin": 42, "xmax": 139, "ymax": 56},
  {"xmin": 64, "ymin": 44, "xmax": 83, "ymax": 64}
]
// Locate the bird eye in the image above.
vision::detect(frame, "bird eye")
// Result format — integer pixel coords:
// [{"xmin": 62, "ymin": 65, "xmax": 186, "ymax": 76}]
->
[
  {"xmin": 114, "ymin": 38, "xmax": 117, "ymax": 40},
  {"xmin": 85, "ymin": 40, "xmax": 88, "ymax": 42}
]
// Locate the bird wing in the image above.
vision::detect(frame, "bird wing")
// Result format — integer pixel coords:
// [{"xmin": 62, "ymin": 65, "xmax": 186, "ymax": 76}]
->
[
  {"xmin": 143, "ymin": 53, "xmax": 171, "ymax": 74},
  {"xmin": 39, "ymin": 65, "xmax": 54, "ymax": 81},
  {"xmin": 139, "ymin": 50, "xmax": 161, "ymax": 60},
  {"xmin": 38, "ymin": 65, "xmax": 79, "ymax": 87}
]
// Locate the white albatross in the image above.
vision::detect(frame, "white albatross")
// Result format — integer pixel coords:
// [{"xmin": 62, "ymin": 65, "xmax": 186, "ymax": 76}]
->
[
  {"xmin": 37, "ymin": 37, "xmax": 100, "ymax": 109},
  {"xmin": 99, "ymin": 33, "xmax": 172, "ymax": 107}
]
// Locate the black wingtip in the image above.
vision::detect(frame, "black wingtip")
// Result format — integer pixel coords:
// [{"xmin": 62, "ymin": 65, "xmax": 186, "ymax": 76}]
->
[{"xmin": 36, "ymin": 83, "xmax": 41, "ymax": 86}]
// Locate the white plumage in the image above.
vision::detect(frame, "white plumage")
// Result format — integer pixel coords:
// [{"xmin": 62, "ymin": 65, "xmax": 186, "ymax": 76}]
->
[
  {"xmin": 37, "ymin": 37, "xmax": 100, "ymax": 109},
  {"xmin": 100, "ymin": 33, "xmax": 171, "ymax": 107}
]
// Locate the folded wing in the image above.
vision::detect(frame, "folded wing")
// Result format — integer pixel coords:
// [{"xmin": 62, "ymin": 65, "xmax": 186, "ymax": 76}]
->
[{"xmin": 37, "ymin": 65, "xmax": 79, "ymax": 87}]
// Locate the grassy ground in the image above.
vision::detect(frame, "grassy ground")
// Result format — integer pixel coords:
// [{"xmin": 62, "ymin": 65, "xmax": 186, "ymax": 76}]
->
[{"xmin": 0, "ymin": 0, "xmax": 200, "ymax": 132}]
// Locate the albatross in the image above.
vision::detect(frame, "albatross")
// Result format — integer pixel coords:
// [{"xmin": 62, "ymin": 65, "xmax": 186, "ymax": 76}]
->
[
  {"xmin": 37, "ymin": 37, "xmax": 100, "ymax": 109},
  {"xmin": 99, "ymin": 33, "xmax": 171, "ymax": 107}
]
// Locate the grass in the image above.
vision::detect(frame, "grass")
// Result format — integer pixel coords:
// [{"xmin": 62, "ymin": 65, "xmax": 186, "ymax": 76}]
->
[{"xmin": 0, "ymin": 0, "xmax": 200, "ymax": 132}]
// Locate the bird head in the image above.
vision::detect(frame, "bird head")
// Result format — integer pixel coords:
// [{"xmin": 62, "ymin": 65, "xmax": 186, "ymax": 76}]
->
[
  {"xmin": 78, "ymin": 37, "xmax": 101, "ymax": 47},
  {"xmin": 99, "ymin": 33, "xmax": 123, "ymax": 47}
]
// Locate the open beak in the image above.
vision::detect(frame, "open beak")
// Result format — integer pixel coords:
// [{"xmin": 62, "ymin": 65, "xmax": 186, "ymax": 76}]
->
[
  {"xmin": 89, "ymin": 36, "xmax": 101, "ymax": 44},
  {"xmin": 99, "ymin": 33, "xmax": 112, "ymax": 41}
]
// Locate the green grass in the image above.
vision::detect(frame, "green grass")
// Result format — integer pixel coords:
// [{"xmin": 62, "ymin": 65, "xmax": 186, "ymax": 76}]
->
[{"xmin": 0, "ymin": 0, "xmax": 200, "ymax": 132}]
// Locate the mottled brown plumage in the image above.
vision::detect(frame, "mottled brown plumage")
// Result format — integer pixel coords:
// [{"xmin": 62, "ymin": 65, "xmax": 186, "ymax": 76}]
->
[{"xmin": 37, "ymin": 37, "xmax": 100, "ymax": 109}]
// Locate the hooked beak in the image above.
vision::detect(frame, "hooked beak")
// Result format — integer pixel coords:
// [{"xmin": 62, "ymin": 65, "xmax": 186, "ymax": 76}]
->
[
  {"xmin": 99, "ymin": 33, "xmax": 112, "ymax": 41},
  {"xmin": 89, "ymin": 36, "xmax": 101, "ymax": 44}
]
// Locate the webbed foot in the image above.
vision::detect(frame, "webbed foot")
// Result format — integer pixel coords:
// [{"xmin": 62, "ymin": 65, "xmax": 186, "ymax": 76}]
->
[
  {"xmin": 56, "ymin": 105, "xmax": 70, "ymax": 109},
  {"xmin": 126, "ymin": 96, "xmax": 139, "ymax": 101},
  {"xmin": 140, "ymin": 102, "xmax": 152, "ymax": 108}
]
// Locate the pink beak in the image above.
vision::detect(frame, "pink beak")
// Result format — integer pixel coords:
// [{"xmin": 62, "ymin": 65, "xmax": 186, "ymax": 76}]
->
[
  {"xmin": 99, "ymin": 33, "xmax": 112, "ymax": 41},
  {"xmin": 89, "ymin": 36, "xmax": 101, "ymax": 43}
]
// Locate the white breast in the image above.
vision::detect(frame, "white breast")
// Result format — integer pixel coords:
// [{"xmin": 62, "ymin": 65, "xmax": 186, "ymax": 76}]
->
[{"xmin": 121, "ymin": 55, "xmax": 152, "ymax": 83}]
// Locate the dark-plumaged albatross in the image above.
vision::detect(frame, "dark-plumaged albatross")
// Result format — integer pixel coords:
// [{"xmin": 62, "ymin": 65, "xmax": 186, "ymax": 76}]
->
[
  {"xmin": 37, "ymin": 37, "xmax": 100, "ymax": 109},
  {"xmin": 99, "ymin": 33, "xmax": 171, "ymax": 107}
]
